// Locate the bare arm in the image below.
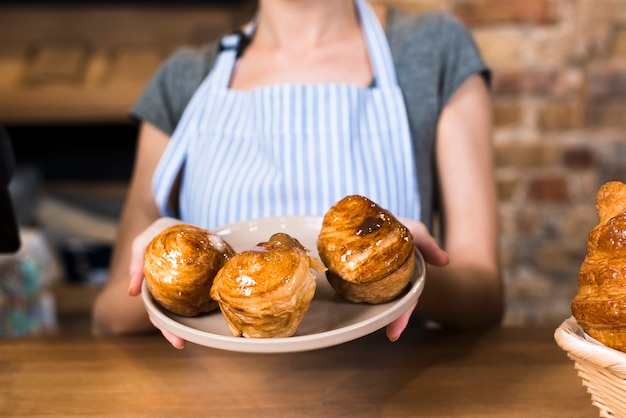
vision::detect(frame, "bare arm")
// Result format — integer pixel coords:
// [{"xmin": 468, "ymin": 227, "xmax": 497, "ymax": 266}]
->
[
  {"xmin": 413, "ymin": 74, "xmax": 503, "ymax": 329},
  {"xmin": 91, "ymin": 122, "xmax": 170, "ymax": 336}
]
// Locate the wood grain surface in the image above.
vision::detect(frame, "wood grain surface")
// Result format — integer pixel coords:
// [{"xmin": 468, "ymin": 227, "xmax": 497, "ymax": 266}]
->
[{"xmin": 0, "ymin": 325, "xmax": 597, "ymax": 417}]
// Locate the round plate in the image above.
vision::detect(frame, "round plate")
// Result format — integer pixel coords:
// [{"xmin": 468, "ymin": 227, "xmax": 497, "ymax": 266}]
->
[{"xmin": 142, "ymin": 215, "xmax": 426, "ymax": 353}]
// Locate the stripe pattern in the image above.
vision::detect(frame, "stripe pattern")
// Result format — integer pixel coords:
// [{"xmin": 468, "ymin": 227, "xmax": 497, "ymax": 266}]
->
[{"xmin": 153, "ymin": 0, "xmax": 420, "ymax": 229}]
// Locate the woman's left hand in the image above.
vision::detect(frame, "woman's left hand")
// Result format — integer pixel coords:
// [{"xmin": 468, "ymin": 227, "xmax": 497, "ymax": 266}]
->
[{"xmin": 385, "ymin": 218, "xmax": 449, "ymax": 341}]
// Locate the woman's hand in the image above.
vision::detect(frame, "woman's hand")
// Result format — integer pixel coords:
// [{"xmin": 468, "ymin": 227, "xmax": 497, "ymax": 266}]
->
[
  {"xmin": 385, "ymin": 218, "xmax": 449, "ymax": 342},
  {"xmin": 127, "ymin": 216, "xmax": 187, "ymax": 349}
]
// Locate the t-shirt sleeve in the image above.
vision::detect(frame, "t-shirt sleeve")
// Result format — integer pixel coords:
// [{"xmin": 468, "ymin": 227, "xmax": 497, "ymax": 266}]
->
[
  {"xmin": 436, "ymin": 13, "xmax": 491, "ymax": 107},
  {"xmin": 386, "ymin": 10, "xmax": 492, "ymax": 233},
  {"xmin": 129, "ymin": 45, "xmax": 216, "ymax": 136}
]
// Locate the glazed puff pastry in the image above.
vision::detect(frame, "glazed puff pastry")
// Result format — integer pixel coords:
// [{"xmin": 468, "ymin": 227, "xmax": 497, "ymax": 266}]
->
[
  {"xmin": 572, "ymin": 181, "xmax": 626, "ymax": 352},
  {"xmin": 210, "ymin": 233, "xmax": 326, "ymax": 338},
  {"xmin": 144, "ymin": 224, "xmax": 235, "ymax": 317},
  {"xmin": 316, "ymin": 195, "xmax": 415, "ymax": 304}
]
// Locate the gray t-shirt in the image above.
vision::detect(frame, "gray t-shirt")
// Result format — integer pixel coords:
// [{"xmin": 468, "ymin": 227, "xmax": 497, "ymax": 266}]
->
[{"xmin": 130, "ymin": 9, "xmax": 490, "ymax": 233}]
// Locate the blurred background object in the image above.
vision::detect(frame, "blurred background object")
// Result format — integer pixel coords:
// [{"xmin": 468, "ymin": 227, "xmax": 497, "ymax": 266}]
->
[
  {"xmin": 0, "ymin": 228, "xmax": 61, "ymax": 337},
  {"xmin": 0, "ymin": 126, "xmax": 60, "ymax": 337},
  {"xmin": 0, "ymin": 126, "xmax": 20, "ymax": 254},
  {"xmin": 0, "ymin": 0, "xmax": 256, "ymax": 335},
  {"xmin": 1, "ymin": 0, "xmax": 625, "ymax": 332}
]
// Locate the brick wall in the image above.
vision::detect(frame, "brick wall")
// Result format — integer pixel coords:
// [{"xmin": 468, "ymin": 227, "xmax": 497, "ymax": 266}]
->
[
  {"xmin": 379, "ymin": 0, "xmax": 626, "ymax": 325},
  {"xmin": 3, "ymin": 1, "xmax": 625, "ymax": 326}
]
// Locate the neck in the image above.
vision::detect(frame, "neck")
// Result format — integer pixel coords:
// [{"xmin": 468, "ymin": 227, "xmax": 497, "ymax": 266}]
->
[{"xmin": 253, "ymin": 0, "xmax": 361, "ymax": 49}]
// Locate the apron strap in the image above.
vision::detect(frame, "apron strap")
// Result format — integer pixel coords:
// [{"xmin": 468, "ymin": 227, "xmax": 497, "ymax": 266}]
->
[
  {"xmin": 213, "ymin": 34, "xmax": 239, "ymax": 88},
  {"xmin": 356, "ymin": 0, "xmax": 398, "ymax": 88}
]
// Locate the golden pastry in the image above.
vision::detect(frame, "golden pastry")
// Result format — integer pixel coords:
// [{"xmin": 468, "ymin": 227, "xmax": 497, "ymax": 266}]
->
[
  {"xmin": 210, "ymin": 233, "xmax": 326, "ymax": 338},
  {"xmin": 144, "ymin": 224, "xmax": 235, "ymax": 317},
  {"xmin": 572, "ymin": 181, "xmax": 626, "ymax": 352},
  {"xmin": 316, "ymin": 195, "xmax": 415, "ymax": 304}
]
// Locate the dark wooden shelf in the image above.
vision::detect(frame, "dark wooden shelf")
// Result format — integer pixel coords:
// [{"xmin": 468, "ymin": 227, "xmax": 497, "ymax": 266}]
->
[{"xmin": 0, "ymin": 4, "xmax": 254, "ymax": 124}]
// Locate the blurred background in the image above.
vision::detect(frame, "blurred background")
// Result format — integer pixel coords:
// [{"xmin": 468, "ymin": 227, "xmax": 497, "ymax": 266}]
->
[{"xmin": 1, "ymin": 0, "xmax": 625, "ymax": 335}]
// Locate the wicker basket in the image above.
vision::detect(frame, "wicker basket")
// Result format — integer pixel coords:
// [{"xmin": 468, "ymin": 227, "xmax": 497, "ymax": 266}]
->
[{"xmin": 554, "ymin": 316, "xmax": 626, "ymax": 417}]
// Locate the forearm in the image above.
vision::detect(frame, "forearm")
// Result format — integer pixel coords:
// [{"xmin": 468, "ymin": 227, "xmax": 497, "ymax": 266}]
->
[
  {"xmin": 92, "ymin": 122, "xmax": 170, "ymax": 336},
  {"xmin": 92, "ymin": 280, "xmax": 153, "ymax": 336},
  {"xmin": 421, "ymin": 74, "xmax": 502, "ymax": 329},
  {"xmin": 91, "ymin": 206, "xmax": 156, "ymax": 335}
]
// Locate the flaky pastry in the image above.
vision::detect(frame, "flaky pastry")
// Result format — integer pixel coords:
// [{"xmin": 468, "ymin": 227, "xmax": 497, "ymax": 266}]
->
[
  {"xmin": 316, "ymin": 195, "xmax": 415, "ymax": 304},
  {"xmin": 572, "ymin": 181, "xmax": 626, "ymax": 352},
  {"xmin": 210, "ymin": 233, "xmax": 326, "ymax": 338},
  {"xmin": 144, "ymin": 224, "xmax": 235, "ymax": 317}
]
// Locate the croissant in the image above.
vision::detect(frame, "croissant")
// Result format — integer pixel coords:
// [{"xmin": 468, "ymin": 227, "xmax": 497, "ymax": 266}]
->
[
  {"xmin": 144, "ymin": 224, "xmax": 235, "ymax": 317},
  {"xmin": 316, "ymin": 195, "xmax": 415, "ymax": 304},
  {"xmin": 210, "ymin": 233, "xmax": 326, "ymax": 338},
  {"xmin": 571, "ymin": 181, "xmax": 626, "ymax": 352}
]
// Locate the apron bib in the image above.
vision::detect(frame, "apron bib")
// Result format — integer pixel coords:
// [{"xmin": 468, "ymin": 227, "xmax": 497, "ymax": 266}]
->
[{"xmin": 153, "ymin": 0, "xmax": 420, "ymax": 229}]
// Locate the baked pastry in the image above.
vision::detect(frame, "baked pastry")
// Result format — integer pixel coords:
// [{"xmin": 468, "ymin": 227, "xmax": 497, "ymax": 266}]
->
[
  {"xmin": 210, "ymin": 233, "xmax": 326, "ymax": 338},
  {"xmin": 144, "ymin": 224, "xmax": 235, "ymax": 317},
  {"xmin": 572, "ymin": 181, "xmax": 626, "ymax": 352},
  {"xmin": 316, "ymin": 195, "xmax": 415, "ymax": 304}
]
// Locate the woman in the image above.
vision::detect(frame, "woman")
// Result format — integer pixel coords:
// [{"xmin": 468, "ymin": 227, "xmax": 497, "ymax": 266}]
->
[{"xmin": 92, "ymin": 0, "xmax": 503, "ymax": 348}]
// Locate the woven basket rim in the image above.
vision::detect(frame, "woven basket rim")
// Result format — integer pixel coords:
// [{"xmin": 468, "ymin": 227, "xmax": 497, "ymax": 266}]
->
[{"xmin": 554, "ymin": 316, "xmax": 626, "ymax": 375}]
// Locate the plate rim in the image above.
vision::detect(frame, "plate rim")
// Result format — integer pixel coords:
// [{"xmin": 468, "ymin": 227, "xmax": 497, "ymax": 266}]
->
[{"xmin": 142, "ymin": 215, "xmax": 426, "ymax": 353}]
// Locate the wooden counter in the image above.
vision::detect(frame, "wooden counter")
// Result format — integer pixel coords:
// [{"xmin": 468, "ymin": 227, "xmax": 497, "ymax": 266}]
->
[{"xmin": 0, "ymin": 325, "xmax": 597, "ymax": 417}]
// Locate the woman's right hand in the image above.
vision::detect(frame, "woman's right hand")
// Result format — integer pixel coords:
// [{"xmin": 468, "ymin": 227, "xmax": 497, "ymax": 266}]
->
[
  {"xmin": 127, "ymin": 216, "xmax": 187, "ymax": 349},
  {"xmin": 386, "ymin": 217, "xmax": 449, "ymax": 341}
]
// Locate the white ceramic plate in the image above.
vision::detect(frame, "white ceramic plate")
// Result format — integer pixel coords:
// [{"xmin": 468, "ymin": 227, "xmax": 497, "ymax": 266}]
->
[{"xmin": 142, "ymin": 216, "xmax": 426, "ymax": 353}]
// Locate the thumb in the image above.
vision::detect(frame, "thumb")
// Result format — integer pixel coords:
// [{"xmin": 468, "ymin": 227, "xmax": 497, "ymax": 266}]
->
[{"xmin": 128, "ymin": 257, "xmax": 144, "ymax": 296}]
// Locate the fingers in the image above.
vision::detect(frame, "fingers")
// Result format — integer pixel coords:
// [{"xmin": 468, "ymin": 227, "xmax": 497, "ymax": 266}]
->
[
  {"xmin": 128, "ymin": 227, "xmax": 151, "ymax": 296},
  {"xmin": 386, "ymin": 218, "xmax": 446, "ymax": 342},
  {"xmin": 398, "ymin": 217, "xmax": 449, "ymax": 267},
  {"xmin": 386, "ymin": 302, "xmax": 417, "ymax": 342},
  {"xmin": 130, "ymin": 217, "xmax": 188, "ymax": 348},
  {"xmin": 161, "ymin": 329, "xmax": 186, "ymax": 350},
  {"xmin": 128, "ymin": 218, "xmax": 183, "ymax": 296},
  {"xmin": 149, "ymin": 316, "xmax": 185, "ymax": 349},
  {"xmin": 128, "ymin": 232, "xmax": 149, "ymax": 296},
  {"xmin": 415, "ymin": 234, "xmax": 449, "ymax": 267},
  {"xmin": 128, "ymin": 257, "xmax": 144, "ymax": 296}
]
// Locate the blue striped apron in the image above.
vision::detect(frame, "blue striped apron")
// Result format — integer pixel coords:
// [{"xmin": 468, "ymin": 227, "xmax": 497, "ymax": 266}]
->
[{"xmin": 152, "ymin": 0, "xmax": 420, "ymax": 229}]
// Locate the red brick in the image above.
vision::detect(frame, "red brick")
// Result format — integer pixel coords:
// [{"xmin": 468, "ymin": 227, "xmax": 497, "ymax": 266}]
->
[
  {"xmin": 497, "ymin": 177, "xmax": 518, "ymax": 201},
  {"xmin": 527, "ymin": 177, "xmax": 570, "ymax": 202},
  {"xmin": 586, "ymin": 65, "xmax": 626, "ymax": 99},
  {"xmin": 589, "ymin": 100, "xmax": 626, "ymax": 129},
  {"xmin": 495, "ymin": 142, "xmax": 561, "ymax": 167},
  {"xmin": 612, "ymin": 29, "xmax": 626, "ymax": 58},
  {"xmin": 492, "ymin": 67, "xmax": 573, "ymax": 97},
  {"xmin": 563, "ymin": 147, "xmax": 597, "ymax": 169},
  {"xmin": 491, "ymin": 69, "xmax": 525, "ymax": 95},
  {"xmin": 539, "ymin": 100, "xmax": 587, "ymax": 131},
  {"xmin": 473, "ymin": 29, "xmax": 525, "ymax": 65},
  {"xmin": 378, "ymin": 0, "xmax": 449, "ymax": 14},
  {"xmin": 453, "ymin": 0, "xmax": 558, "ymax": 26},
  {"xmin": 600, "ymin": 166, "xmax": 626, "ymax": 185},
  {"xmin": 493, "ymin": 100, "xmax": 522, "ymax": 127}
]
